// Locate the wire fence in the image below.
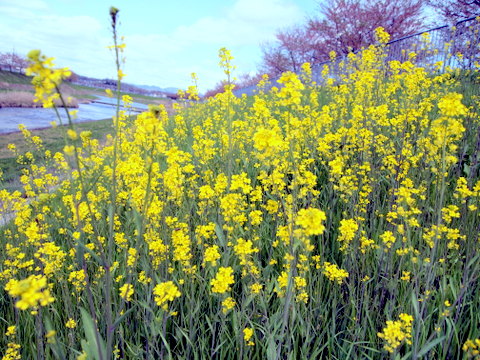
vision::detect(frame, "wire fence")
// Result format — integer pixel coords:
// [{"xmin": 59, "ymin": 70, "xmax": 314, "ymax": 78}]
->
[{"xmin": 234, "ymin": 16, "xmax": 480, "ymax": 97}]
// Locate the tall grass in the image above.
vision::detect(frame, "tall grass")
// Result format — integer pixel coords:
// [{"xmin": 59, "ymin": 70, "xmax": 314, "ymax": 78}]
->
[{"xmin": 0, "ymin": 18, "xmax": 479, "ymax": 360}]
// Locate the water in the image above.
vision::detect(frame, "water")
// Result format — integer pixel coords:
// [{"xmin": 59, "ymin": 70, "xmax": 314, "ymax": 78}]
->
[{"xmin": 0, "ymin": 96, "xmax": 149, "ymax": 134}]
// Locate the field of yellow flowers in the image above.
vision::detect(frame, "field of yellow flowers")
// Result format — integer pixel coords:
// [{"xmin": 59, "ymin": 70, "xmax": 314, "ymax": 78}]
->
[{"xmin": 0, "ymin": 13, "xmax": 479, "ymax": 359}]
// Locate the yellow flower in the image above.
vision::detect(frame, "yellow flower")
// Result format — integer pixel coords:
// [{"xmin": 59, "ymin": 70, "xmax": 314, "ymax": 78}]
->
[
  {"xmin": 5, "ymin": 275, "xmax": 55, "ymax": 310},
  {"xmin": 203, "ymin": 245, "xmax": 221, "ymax": 267},
  {"xmin": 322, "ymin": 262, "xmax": 349, "ymax": 284},
  {"xmin": 253, "ymin": 127, "xmax": 285, "ymax": 159},
  {"xmin": 119, "ymin": 283, "xmax": 134, "ymax": 302},
  {"xmin": 463, "ymin": 338, "xmax": 480, "ymax": 358},
  {"xmin": 68, "ymin": 270, "xmax": 87, "ymax": 291},
  {"xmin": 438, "ymin": 93, "xmax": 467, "ymax": 117},
  {"xmin": 63, "ymin": 145, "xmax": 75, "ymax": 156},
  {"xmin": 5, "ymin": 326, "xmax": 16, "ymax": 337},
  {"xmin": 218, "ymin": 47, "xmax": 235, "ymax": 77},
  {"xmin": 378, "ymin": 313, "xmax": 413, "ymax": 353},
  {"xmin": 26, "ymin": 49, "xmax": 71, "ymax": 108},
  {"xmin": 67, "ymin": 129, "xmax": 78, "ymax": 140},
  {"xmin": 295, "ymin": 208, "xmax": 327, "ymax": 236},
  {"xmin": 374, "ymin": 27, "xmax": 391, "ymax": 43},
  {"xmin": 337, "ymin": 218, "xmax": 358, "ymax": 251},
  {"xmin": 250, "ymin": 283, "xmax": 263, "ymax": 294},
  {"xmin": 243, "ymin": 327, "xmax": 255, "ymax": 346},
  {"xmin": 234, "ymin": 238, "xmax": 259, "ymax": 265},
  {"xmin": 221, "ymin": 296, "xmax": 236, "ymax": 314},
  {"xmin": 400, "ymin": 271, "xmax": 411, "ymax": 281},
  {"xmin": 211, "ymin": 267, "xmax": 234, "ymax": 294},
  {"xmin": 277, "ymin": 271, "xmax": 289, "ymax": 289},
  {"xmin": 380, "ymin": 231, "xmax": 396, "ymax": 249},
  {"xmin": 65, "ymin": 318, "xmax": 77, "ymax": 329},
  {"xmin": 2, "ymin": 342, "xmax": 21, "ymax": 360},
  {"xmin": 46, "ymin": 330, "xmax": 56, "ymax": 343},
  {"xmin": 153, "ymin": 281, "xmax": 181, "ymax": 310},
  {"xmin": 127, "ymin": 247, "xmax": 138, "ymax": 267}
]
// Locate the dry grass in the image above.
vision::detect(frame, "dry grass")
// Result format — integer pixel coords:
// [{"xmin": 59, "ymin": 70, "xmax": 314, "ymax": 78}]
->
[
  {"xmin": 0, "ymin": 81, "xmax": 32, "ymax": 91},
  {"xmin": 0, "ymin": 91, "xmax": 78, "ymax": 108},
  {"xmin": 0, "ymin": 91, "xmax": 36, "ymax": 107}
]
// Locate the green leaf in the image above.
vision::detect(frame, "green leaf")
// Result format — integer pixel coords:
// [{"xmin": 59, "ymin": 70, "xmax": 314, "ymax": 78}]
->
[
  {"xmin": 81, "ymin": 339, "xmax": 95, "ymax": 359},
  {"xmin": 80, "ymin": 307, "xmax": 106, "ymax": 360},
  {"xmin": 266, "ymin": 335, "xmax": 277, "ymax": 360},
  {"xmin": 467, "ymin": 253, "xmax": 480, "ymax": 268},
  {"xmin": 214, "ymin": 222, "xmax": 226, "ymax": 247},
  {"xmin": 43, "ymin": 316, "xmax": 66, "ymax": 359},
  {"xmin": 158, "ymin": 330, "xmax": 173, "ymax": 359},
  {"xmin": 112, "ymin": 306, "xmax": 136, "ymax": 329},
  {"xmin": 416, "ymin": 336, "xmax": 446, "ymax": 358},
  {"xmin": 411, "ymin": 292, "xmax": 419, "ymax": 319},
  {"xmin": 133, "ymin": 208, "xmax": 143, "ymax": 232}
]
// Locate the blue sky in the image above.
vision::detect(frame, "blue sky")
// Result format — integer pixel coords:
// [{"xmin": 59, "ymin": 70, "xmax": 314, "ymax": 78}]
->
[{"xmin": 0, "ymin": 0, "xmax": 319, "ymax": 92}]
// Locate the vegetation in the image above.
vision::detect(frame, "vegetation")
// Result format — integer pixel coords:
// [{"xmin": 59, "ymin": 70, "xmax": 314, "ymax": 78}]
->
[
  {"xmin": 0, "ymin": 69, "xmax": 32, "ymax": 85},
  {"xmin": 261, "ymin": 0, "xmax": 424, "ymax": 76},
  {"xmin": 240, "ymin": 0, "xmax": 480, "ymax": 88},
  {"xmin": 0, "ymin": 69, "xmax": 172, "ymax": 108},
  {"xmin": 0, "ymin": 118, "xmax": 115, "ymax": 192},
  {"xmin": 0, "ymin": 11, "xmax": 479, "ymax": 360},
  {"xmin": 426, "ymin": 0, "xmax": 480, "ymax": 22},
  {"xmin": 0, "ymin": 51, "xmax": 28, "ymax": 73}
]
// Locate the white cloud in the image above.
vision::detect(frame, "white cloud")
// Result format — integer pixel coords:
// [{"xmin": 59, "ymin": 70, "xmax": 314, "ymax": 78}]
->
[
  {"xmin": 173, "ymin": 0, "xmax": 303, "ymax": 46},
  {"xmin": 0, "ymin": 0, "xmax": 306, "ymax": 91},
  {"xmin": 0, "ymin": 0, "xmax": 48, "ymax": 13},
  {"xmin": 0, "ymin": 1, "xmax": 114, "ymax": 78},
  {"xmin": 230, "ymin": 0, "xmax": 302, "ymax": 25},
  {"xmin": 122, "ymin": 0, "xmax": 305, "ymax": 90}
]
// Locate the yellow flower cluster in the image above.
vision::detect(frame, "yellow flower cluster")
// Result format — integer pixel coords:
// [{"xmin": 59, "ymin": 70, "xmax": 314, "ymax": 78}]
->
[
  {"xmin": 295, "ymin": 208, "xmax": 326, "ymax": 236},
  {"xmin": 322, "ymin": 262, "xmax": 349, "ymax": 284},
  {"xmin": 65, "ymin": 318, "xmax": 77, "ymax": 329},
  {"xmin": 222, "ymin": 296, "xmax": 236, "ymax": 314},
  {"xmin": 153, "ymin": 281, "xmax": 181, "ymax": 310},
  {"xmin": 1, "ymin": 343, "xmax": 21, "ymax": 360},
  {"xmin": 377, "ymin": 313, "xmax": 413, "ymax": 353},
  {"xmin": 5, "ymin": 274, "xmax": 54, "ymax": 311},
  {"xmin": 26, "ymin": 50, "xmax": 71, "ymax": 108},
  {"xmin": 463, "ymin": 338, "xmax": 480, "ymax": 359},
  {"xmin": 119, "ymin": 283, "xmax": 134, "ymax": 302},
  {"xmin": 243, "ymin": 327, "xmax": 255, "ymax": 346},
  {"xmin": 203, "ymin": 245, "xmax": 221, "ymax": 267},
  {"xmin": 211, "ymin": 267, "xmax": 235, "ymax": 294},
  {"xmin": 438, "ymin": 93, "xmax": 468, "ymax": 117},
  {"xmin": 2, "ymin": 326, "xmax": 21, "ymax": 360},
  {"xmin": 0, "ymin": 25, "xmax": 478, "ymax": 358},
  {"xmin": 337, "ymin": 218, "xmax": 358, "ymax": 251}
]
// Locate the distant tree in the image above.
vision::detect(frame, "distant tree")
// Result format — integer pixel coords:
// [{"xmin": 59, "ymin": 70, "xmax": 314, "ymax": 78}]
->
[
  {"xmin": 307, "ymin": 0, "xmax": 425, "ymax": 61},
  {"xmin": 426, "ymin": 1, "xmax": 480, "ymax": 70},
  {"xmin": 203, "ymin": 81, "xmax": 229, "ymax": 99},
  {"xmin": 65, "ymin": 70, "xmax": 79, "ymax": 83},
  {"xmin": 261, "ymin": 26, "xmax": 316, "ymax": 77},
  {"xmin": 236, "ymin": 72, "xmax": 263, "ymax": 88},
  {"xmin": 426, "ymin": 0, "xmax": 480, "ymax": 23},
  {"xmin": 0, "ymin": 51, "xmax": 28, "ymax": 73},
  {"xmin": 259, "ymin": 0, "xmax": 425, "ymax": 75},
  {"xmin": 203, "ymin": 72, "xmax": 263, "ymax": 98}
]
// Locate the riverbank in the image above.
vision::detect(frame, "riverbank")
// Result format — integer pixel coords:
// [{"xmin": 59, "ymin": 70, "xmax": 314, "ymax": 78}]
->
[
  {"xmin": 0, "ymin": 69, "xmax": 174, "ymax": 109},
  {"xmin": 0, "ymin": 90, "xmax": 79, "ymax": 108},
  {"xmin": 0, "ymin": 70, "xmax": 84, "ymax": 107}
]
